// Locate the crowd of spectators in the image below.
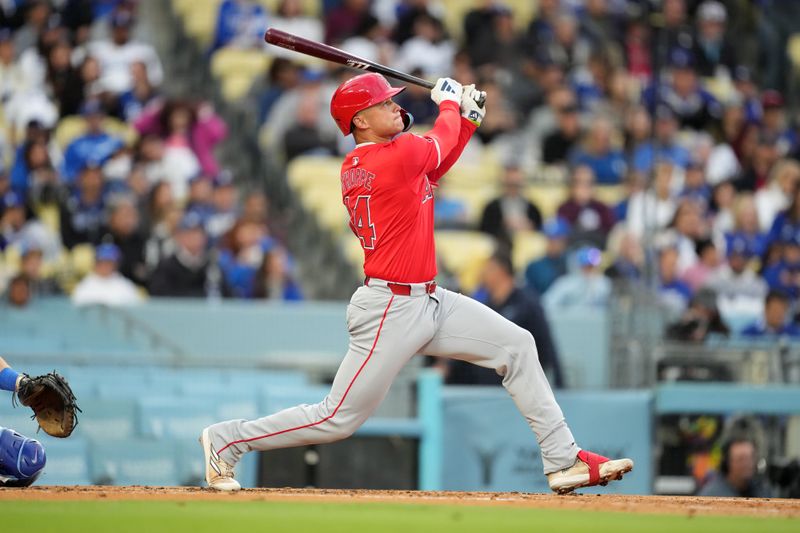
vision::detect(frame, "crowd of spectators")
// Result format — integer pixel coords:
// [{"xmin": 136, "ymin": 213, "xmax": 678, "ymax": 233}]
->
[
  {"xmin": 0, "ymin": 1, "xmax": 302, "ymax": 308},
  {"xmin": 228, "ymin": 0, "xmax": 800, "ymax": 341}
]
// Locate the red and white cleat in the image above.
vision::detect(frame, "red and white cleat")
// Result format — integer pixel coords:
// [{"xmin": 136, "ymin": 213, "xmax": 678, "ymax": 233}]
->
[{"xmin": 547, "ymin": 450, "xmax": 633, "ymax": 495}]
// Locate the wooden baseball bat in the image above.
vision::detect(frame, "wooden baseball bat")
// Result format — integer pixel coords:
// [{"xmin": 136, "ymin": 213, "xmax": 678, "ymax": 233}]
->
[{"xmin": 264, "ymin": 28, "xmax": 485, "ymax": 107}]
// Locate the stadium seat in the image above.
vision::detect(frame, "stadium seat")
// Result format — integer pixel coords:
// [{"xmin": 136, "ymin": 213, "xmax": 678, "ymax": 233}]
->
[
  {"xmin": 512, "ymin": 230, "xmax": 548, "ymax": 273},
  {"xmin": 435, "ymin": 230, "xmax": 496, "ymax": 293},
  {"xmin": 89, "ymin": 439, "xmax": 182, "ymax": 486},
  {"xmin": 75, "ymin": 398, "xmax": 139, "ymax": 440},
  {"xmin": 439, "ymin": 0, "xmax": 538, "ymax": 40},
  {"xmin": 259, "ymin": 0, "xmax": 320, "ymax": 17},
  {"xmin": 526, "ymin": 184, "xmax": 568, "ymax": 219},
  {"xmin": 38, "ymin": 437, "xmax": 92, "ymax": 486},
  {"xmin": 183, "ymin": 0, "xmax": 222, "ymax": 47},
  {"xmin": 593, "ymin": 184, "xmax": 627, "ymax": 209},
  {"xmin": 53, "ymin": 117, "xmax": 137, "ymax": 150},
  {"xmin": 137, "ymin": 396, "xmax": 222, "ymax": 439}
]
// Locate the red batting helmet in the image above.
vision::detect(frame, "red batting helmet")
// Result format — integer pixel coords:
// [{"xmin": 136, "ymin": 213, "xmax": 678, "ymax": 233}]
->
[{"xmin": 330, "ymin": 73, "xmax": 412, "ymax": 136}]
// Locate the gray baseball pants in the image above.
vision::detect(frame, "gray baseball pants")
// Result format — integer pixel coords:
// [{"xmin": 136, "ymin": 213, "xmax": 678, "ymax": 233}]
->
[{"xmin": 208, "ymin": 280, "xmax": 578, "ymax": 474}]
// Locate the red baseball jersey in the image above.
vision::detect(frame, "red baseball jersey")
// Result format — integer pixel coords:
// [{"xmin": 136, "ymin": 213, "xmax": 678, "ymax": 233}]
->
[{"xmin": 340, "ymin": 101, "xmax": 477, "ymax": 283}]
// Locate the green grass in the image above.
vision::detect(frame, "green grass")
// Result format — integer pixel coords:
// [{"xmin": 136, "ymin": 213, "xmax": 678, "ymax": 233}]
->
[{"xmin": 1, "ymin": 500, "xmax": 797, "ymax": 532}]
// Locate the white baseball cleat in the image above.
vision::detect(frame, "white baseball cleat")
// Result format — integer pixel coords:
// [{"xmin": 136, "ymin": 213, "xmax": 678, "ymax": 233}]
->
[
  {"xmin": 200, "ymin": 427, "xmax": 241, "ymax": 491},
  {"xmin": 547, "ymin": 450, "xmax": 633, "ymax": 495}
]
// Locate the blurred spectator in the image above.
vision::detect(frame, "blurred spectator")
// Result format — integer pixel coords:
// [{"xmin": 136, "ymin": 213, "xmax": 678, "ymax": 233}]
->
[
  {"xmin": 631, "ymin": 106, "xmax": 690, "ymax": 174},
  {"xmin": 709, "ymin": 180, "xmax": 736, "ymax": 235},
  {"xmin": 542, "ymin": 101, "xmax": 580, "ymax": 165},
  {"xmin": 134, "ymin": 98, "xmax": 228, "ymax": 181},
  {"xmin": 525, "ymin": 0, "xmax": 560, "ymax": 50},
  {"xmin": 556, "ymin": 165, "xmax": 615, "ymax": 247},
  {"xmin": 340, "ymin": 13, "xmax": 393, "ymax": 66},
  {"xmin": 252, "ymin": 242, "xmax": 302, "ymax": 301},
  {"xmin": 45, "ymin": 37, "xmax": 83, "ymax": 118},
  {"xmin": 59, "ymin": 162, "xmax": 106, "ymax": 249},
  {"xmin": 760, "ymin": 90, "xmax": 794, "ymax": 156},
  {"xmin": 734, "ymin": 131, "xmax": 780, "ymax": 193},
  {"xmin": 463, "ymin": 3, "xmax": 520, "ymax": 71},
  {"xmin": 604, "ymin": 227, "xmax": 644, "ymax": 281},
  {"xmin": 642, "ymin": 47, "xmax": 721, "ymax": 131},
  {"xmin": 185, "ymin": 175, "xmax": 215, "ymax": 222},
  {"xmin": 768, "ymin": 186, "xmax": 800, "ymax": 246},
  {"xmin": 627, "ymin": 162, "xmax": 677, "ymax": 237},
  {"xmin": 104, "ymin": 194, "xmax": 146, "ymax": 285},
  {"xmin": 580, "ymin": 0, "xmax": 624, "ymax": 55},
  {"xmin": 241, "ymin": 189, "xmax": 270, "ymax": 225},
  {"xmin": 118, "ymin": 61, "xmax": 159, "ymax": 122},
  {"xmin": 472, "ymin": 78, "xmax": 516, "ymax": 145},
  {"xmin": 15, "ymin": 138, "xmax": 58, "ymax": 202},
  {"xmin": 394, "ymin": 68, "xmax": 438, "ymax": 126},
  {"xmin": 698, "ymin": 437, "xmax": 772, "ymax": 497},
  {"xmin": 394, "ymin": 13, "xmax": 454, "ymax": 80},
  {"xmin": 657, "ymin": 243, "xmax": 693, "ymax": 314},
  {"xmin": 72, "ymin": 243, "xmax": 142, "ymax": 306},
  {"xmin": 679, "ymin": 161, "xmax": 712, "ymax": 211},
  {"xmin": 651, "ymin": 0, "xmax": 693, "ymax": 72},
  {"xmin": 478, "ymin": 166, "xmax": 541, "ymax": 252},
  {"xmin": 449, "ymin": 253, "xmax": 563, "ymax": 388},
  {"xmin": 0, "ymin": 28, "xmax": 26, "ymax": 105},
  {"xmin": 5, "ymin": 273, "xmax": 31, "ymax": 309},
  {"xmin": 144, "ymin": 194, "xmax": 181, "ymax": 273},
  {"xmin": 669, "ymin": 200, "xmax": 707, "ymax": 271},
  {"xmin": 692, "ymin": 1, "xmax": 737, "ymax": 78},
  {"xmin": 741, "ymin": 289, "xmax": 800, "ymax": 338},
  {"xmin": 708, "ymin": 234, "xmax": 767, "ymax": 304},
  {"xmin": 681, "ymin": 239, "xmax": 721, "ymax": 292},
  {"xmin": 568, "ymin": 116, "xmax": 626, "ymax": 184},
  {"xmin": 543, "ymin": 245, "xmax": 611, "ymax": 309},
  {"xmin": 149, "ymin": 213, "xmax": 216, "ymax": 298},
  {"xmin": 538, "ymin": 11, "xmax": 591, "ymax": 73},
  {"xmin": 206, "ymin": 171, "xmax": 239, "ymax": 241},
  {"xmin": 524, "ymin": 217, "xmax": 570, "ymax": 295},
  {"xmin": 87, "ymin": 8, "xmax": 163, "ymax": 94},
  {"xmin": 761, "ymin": 235, "xmax": 800, "ymax": 301},
  {"xmin": 270, "ymin": 0, "xmax": 324, "ymax": 54},
  {"xmin": 754, "ymin": 159, "xmax": 799, "ymax": 232},
  {"xmin": 257, "ymin": 59, "xmax": 301, "ymax": 124},
  {"xmin": 1, "ymin": 191, "xmax": 59, "ymax": 261},
  {"xmin": 283, "ymin": 84, "xmax": 338, "ymax": 161},
  {"xmin": 218, "ymin": 218, "xmax": 270, "ymax": 298},
  {"xmin": 665, "ymin": 287, "xmax": 729, "ymax": 342},
  {"xmin": 325, "ymin": 0, "xmax": 371, "ymax": 44},
  {"xmin": 210, "ymin": 0, "xmax": 268, "ymax": 53},
  {"xmin": 726, "ymin": 194, "xmax": 767, "ymax": 258},
  {"xmin": 61, "ymin": 100, "xmax": 125, "ymax": 183},
  {"xmin": 18, "ymin": 241, "xmax": 60, "ymax": 297},
  {"xmin": 133, "ymin": 133, "xmax": 167, "ymax": 186}
]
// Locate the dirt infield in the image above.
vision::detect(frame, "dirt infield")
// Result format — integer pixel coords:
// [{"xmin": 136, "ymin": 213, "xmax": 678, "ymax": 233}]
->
[{"xmin": 1, "ymin": 486, "xmax": 798, "ymax": 518}]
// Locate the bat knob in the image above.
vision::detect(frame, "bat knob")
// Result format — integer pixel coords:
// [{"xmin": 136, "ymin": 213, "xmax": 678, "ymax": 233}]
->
[{"xmin": 475, "ymin": 92, "xmax": 486, "ymax": 109}]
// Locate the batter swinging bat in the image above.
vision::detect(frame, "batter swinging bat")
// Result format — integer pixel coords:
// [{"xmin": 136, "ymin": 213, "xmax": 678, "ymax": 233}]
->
[{"xmin": 263, "ymin": 28, "xmax": 486, "ymax": 107}]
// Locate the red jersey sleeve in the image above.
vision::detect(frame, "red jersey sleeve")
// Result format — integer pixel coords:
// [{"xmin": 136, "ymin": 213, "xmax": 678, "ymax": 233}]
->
[
  {"xmin": 428, "ymin": 117, "xmax": 478, "ymax": 186},
  {"xmin": 393, "ymin": 101, "xmax": 463, "ymax": 178}
]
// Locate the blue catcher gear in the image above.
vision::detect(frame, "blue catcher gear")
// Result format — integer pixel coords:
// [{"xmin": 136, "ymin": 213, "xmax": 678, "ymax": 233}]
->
[{"xmin": 0, "ymin": 427, "xmax": 46, "ymax": 487}]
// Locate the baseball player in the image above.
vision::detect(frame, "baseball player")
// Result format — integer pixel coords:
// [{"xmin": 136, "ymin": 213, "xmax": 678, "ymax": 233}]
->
[
  {"xmin": 0, "ymin": 357, "xmax": 47, "ymax": 487},
  {"xmin": 200, "ymin": 73, "xmax": 633, "ymax": 494}
]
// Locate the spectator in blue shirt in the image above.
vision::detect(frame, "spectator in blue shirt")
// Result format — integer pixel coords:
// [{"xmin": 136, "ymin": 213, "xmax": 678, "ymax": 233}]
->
[
  {"xmin": 252, "ymin": 240, "xmax": 302, "ymax": 301},
  {"xmin": 58, "ymin": 162, "xmax": 107, "ymax": 249},
  {"xmin": 741, "ymin": 289, "xmax": 800, "ymax": 338},
  {"xmin": 762, "ymin": 233, "xmax": 800, "ymax": 300},
  {"xmin": 210, "ymin": 0, "xmax": 268, "ymax": 53},
  {"xmin": 61, "ymin": 100, "xmax": 125, "ymax": 183},
  {"xmin": 117, "ymin": 61, "xmax": 159, "ymax": 122},
  {"xmin": 257, "ymin": 58, "xmax": 301, "ymax": 124},
  {"xmin": 568, "ymin": 115, "xmax": 626, "ymax": 184},
  {"xmin": 632, "ymin": 106, "xmax": 691, "ymax": 174},
  {"xmin": 659, "ymin": 244, "xmax": 693, "ymax": 312},
  {"xmin": 525, "ymin": 217, "xmax": 570, "ymax": 296}
]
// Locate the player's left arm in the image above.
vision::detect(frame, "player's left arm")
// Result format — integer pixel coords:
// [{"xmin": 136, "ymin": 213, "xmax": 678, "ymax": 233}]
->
[{"xmin": 428, "ymin": 84, "xmax": 485, "ymax": 185}]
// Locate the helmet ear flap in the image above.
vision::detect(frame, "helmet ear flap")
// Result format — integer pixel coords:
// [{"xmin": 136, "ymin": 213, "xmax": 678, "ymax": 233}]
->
[{"xmin": 400, "ymin": 108, "xmax": 414, "ymax": 132}]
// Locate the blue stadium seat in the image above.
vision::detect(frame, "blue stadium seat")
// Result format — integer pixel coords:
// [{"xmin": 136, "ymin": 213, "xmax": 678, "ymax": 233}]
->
[
  {"xmin": 137, "ymin": 396, "xmax": 227, "ymax": 439},
  {"xmin": 74, "ymin": 399, "xmax": 138, "ymax": 440},
  {"xmin": 37, "ymin": 438, "xmax": 92, "ymax": 485},
  {"xmin": 89, "ymin": 439, "xmax": 181, "ymax": 486}
]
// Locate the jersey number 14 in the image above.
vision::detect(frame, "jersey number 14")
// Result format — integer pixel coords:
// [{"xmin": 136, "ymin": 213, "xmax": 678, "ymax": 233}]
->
[{"xmin": 345, "ymin": 195, "xmax": 376, "ymax": 249}]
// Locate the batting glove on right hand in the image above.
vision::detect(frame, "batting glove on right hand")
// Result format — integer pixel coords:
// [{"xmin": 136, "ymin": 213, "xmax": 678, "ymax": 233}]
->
[
  {"xmin": 461, "ymin": 84, "xmax": 486, "ymax": 127},
  {"xmin": 431, "ymin": 77, "xmax": 463, "ymax": 106}
]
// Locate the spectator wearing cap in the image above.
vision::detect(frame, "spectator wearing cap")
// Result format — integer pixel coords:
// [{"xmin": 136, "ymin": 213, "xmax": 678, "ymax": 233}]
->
[
  {"xmin": 692, "ymin": 1, "xmax": 737, "ymax": 78},
  {"xmin": 762, "ymin": 231, "xmax": 800, "ymax": 301},
  {"xmin": 149, "ymin": 213, "xmax": 218, "ymax": 298},
  {"xmin": 708, "ymin": 233, "xmax": 767, "ymax": 305},
  {"xmin": 1, "ymin": 191, "xmax": 60, "ymax": 261},
  {"xmin": 210, "ymin": 0, "xmax": 269, "ymax": 53},
  {"xmin": 185, "ymin": 175, "xmax": 215, "ymax": 224},
  {"xmin": 252, "ymin": 240, "xmax": 303, "ymax": 301},
  {"xmin": 733, "ymin": 130, "xmax": 780, "ymax": 193},
  {"xmin": 556, "ymin": 165, "xmax": 615, "ymax": 247},
  {"xmin": 18, "ymin": 241, "xmax": 61, "ymax": 297},
  {"xmin": 741, "ymin": 290, "xmax": 800, "ymax": 339},
  {"xmin": 543, "ymin": 245, "xmax": 611, "ymax": 310},
  {"xmin": 59, "ymin": 162, "xmax": 107, "ymax": 249},
  {"xmin": 72, "ymin": 243, "xmax": 143, "ymax": 307},
  {"xmin": 86, "ymin": 7, "xmax": 163, "ymax": 94},
  {"xmin": 760, "ymin": 91, "xmax": 797, "ymax": 157},
  {"xmin": 61, "ymin": 100, "xmax": 125, "ymax": 183},
  {"xmin": 479, "ymin": 166, "xmax": 542, "ymax": 253},
  {"xmin": 755, "ymin": 159, "xmax": 800, "ymax": 232},
  {"xmin": 542, "ymin": 101, "xmax": 581, "ymax": 165},
  {"xmin": 206, "ymin": 171, "xmax": 239, "ymax": 241},
  {"xmin": 627, "ymin": 162, "xmax": 677, "ymax": 238},
  {"xmin": 134, "ymin": 98, "xmax": 228, "ymax": 179},
  {"xmin": 103, "ymin": 195, "xmax": 147, "ymax": 286},
  {"xmin": 525, "ymin": 217, "xmax": 570, "ymax": 295},
  {"xmin": 642, "ymin": 47, "xmax": 721, "ymax": 131},
  {"xmin": 605, "ymin": 227, "xmax": 644, "ymax": 281},
  {"xmin": 731, "ymin": 66, "xmax": 761, "ymax": 125},
  {"xmin": 450, "ymin": 252, "xmax": 564, "ymax": 388},
  {"xmin": 568, "ymin": 116, "xmax": 626, "ymax": 184},
  {"xmin": 679, "ymin": 160, "xmax": 712, "ymax": 210},
  {"xmin": 631, "ymin": 106, "xmax": 691, "ymax": 174}
]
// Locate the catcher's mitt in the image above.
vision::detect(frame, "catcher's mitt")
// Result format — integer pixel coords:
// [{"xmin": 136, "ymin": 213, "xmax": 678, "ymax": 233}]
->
[{"xmin": 14, "ymin": 372, "xmax": 80, "ymax": 438}]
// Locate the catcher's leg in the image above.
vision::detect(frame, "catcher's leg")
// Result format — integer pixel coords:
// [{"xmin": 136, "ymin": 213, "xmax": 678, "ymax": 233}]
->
[{"xmin": 0, "ymin": 427, "xmax": 46, "ymax": 488}]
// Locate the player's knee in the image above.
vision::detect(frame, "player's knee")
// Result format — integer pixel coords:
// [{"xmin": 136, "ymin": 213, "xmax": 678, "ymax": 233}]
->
[{"xmin": 0, "ymin": 428, "xmax": 46, "ymax": 488}]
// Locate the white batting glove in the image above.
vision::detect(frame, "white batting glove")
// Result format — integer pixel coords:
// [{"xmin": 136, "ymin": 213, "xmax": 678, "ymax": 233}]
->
[
  {"xmin": 430, "ymin": 77, "xmax": 463, "ymax": 106},
  {"xmin": 461, "ymin": 84, "xmax": 486, "ymax": 127}
]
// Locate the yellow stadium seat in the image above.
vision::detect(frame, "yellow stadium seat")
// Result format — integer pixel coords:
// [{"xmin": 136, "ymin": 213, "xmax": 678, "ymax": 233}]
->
[
  {"xmin": 438, "ymin": 183, "xmax": 496, "ymax": 225},
  {"xmin": 259, "ymin": 0, "xmax": 320, "ymax": 17},
  {"xmin": 34, "ymin": 204, "xmax": 60, "ymax": 236},
  {"xmin": 593, "ymin": 185, "xmax": 627, "ymax": 207},
  {"xmin": 210, "ymin": 47, "xmax": 272, "ymax": 79},
  {"xmin": 439, "ymin": 0, "xmax": 538, "ymax": 40},
  {"xmin": 172, "ymin": 0, "xmax": 197, "ymax": 19},
  {"xmin": 287, "ymin": 156, "xmax": 341, "ymax": 188},
  {"xmin": 788, "ymin": 33, "xmax": 800, "ymax": 67},
  {"xmin": 526, "ymin": 184, "xmax": 568, "ymax": 219},
  {"xmin": 54, "ymin": 117, "xmax": 137, "ymax": 150},
  {"xmin": 512, "ymin": 230, "xmax": 547, "ymax": 273},
  {"xmin": 70, "ymin": 244, "xmax": 96, "ymax": 279},
  {"xmin": 220, "ymin": 73, "xmax": 258, "ymax": 101},
  {"xmin": 340, "ymin": 234, "xmax": 365, "ymax": 278},
  {"xmin": 184, "ymin": 1, "xmax": 222, "ymax": 47},
  {"xmin": 435, "ymin": 230, "xmax": 496, "ymax": 293}
]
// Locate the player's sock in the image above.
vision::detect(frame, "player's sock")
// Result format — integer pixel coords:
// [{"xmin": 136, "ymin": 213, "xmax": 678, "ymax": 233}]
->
[{"xmin": 0, "ymin": 368, "xmax": 20, "ymax": 392}]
